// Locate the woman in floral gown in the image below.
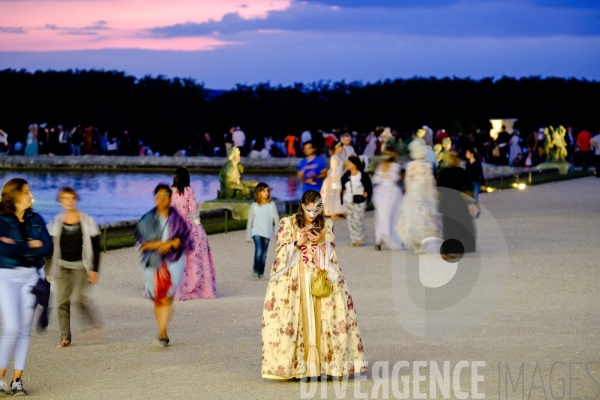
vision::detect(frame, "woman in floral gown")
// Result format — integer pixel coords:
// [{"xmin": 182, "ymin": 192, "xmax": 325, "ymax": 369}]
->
[
  {"xmin": 171, "ymin": 167, "xmax": 217, "ymax": 300},
  {"xmin": 261, "ymin": 190, "xmax": 366, "ymax": 380}
]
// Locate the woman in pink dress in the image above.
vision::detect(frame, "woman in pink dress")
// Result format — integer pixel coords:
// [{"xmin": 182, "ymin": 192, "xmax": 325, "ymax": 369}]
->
[{"xmin": 170, "ymin": 167, "xmax": 217, "ymax": 300}]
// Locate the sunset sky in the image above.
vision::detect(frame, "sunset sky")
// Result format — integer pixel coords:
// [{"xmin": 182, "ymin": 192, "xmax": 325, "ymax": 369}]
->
[{"xmin": 1, "ymin": 0, "xmax": 599, "ymax": 88}]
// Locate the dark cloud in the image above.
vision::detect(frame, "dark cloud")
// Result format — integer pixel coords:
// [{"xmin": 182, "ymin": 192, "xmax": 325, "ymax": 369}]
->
[
  {"xmin": 44, "ymin": 20, "xmax": 108, "ymax": 35},
  {"xmin": 149, "ymin": 2, "xmax": 600, "ymax": 38},
  {"xmin": 299, "ymin": 0, "xmax": 600, "ymax": 9},
  {"xmin": 0, "ymin": 26, "xmax": 25, "ymax": 34}
]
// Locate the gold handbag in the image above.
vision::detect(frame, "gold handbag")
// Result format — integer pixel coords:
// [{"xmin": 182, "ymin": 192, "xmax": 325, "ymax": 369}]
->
[{"xmin": 311, "ymin": 269, "xmax": 333, "ymax": 297}]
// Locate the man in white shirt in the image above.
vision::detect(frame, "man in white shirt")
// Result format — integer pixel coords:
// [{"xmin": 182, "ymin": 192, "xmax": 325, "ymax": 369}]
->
[
  {"xmin": 232, "ymin": 126, "xmax": 246, "ymax": 151},
  {"xmin": 264, "ymin": 136, "xmax": 274, "ymax": 152},
  {"xmin": 590, "ymin": 129, "xmax": 600, "ymax": 179},
  {"xmin": 300, "ymin": 130, "xmax": 312, "ymax": 147},
  {"xmin": 340, "ymin": 133, "xmax": 356, "ymax": 162},
  {"xmin": 0, "ymin": 129, "xmax": 8, "ymax": 153}
]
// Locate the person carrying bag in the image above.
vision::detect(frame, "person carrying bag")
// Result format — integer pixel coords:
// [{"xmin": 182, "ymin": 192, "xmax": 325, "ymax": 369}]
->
[{"xmin": 340, "ymin": 156, "xmax": 373, "ymax": 246}]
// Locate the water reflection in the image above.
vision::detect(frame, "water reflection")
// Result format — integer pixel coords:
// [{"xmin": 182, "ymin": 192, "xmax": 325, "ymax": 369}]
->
[{"xmin": 0, "ymin": 171, "xmax": 302, "ymax": 224}]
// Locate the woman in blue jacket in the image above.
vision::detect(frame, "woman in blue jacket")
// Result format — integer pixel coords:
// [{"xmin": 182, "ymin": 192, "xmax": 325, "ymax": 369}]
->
[{"xmin": 0, "ymin": 178, "xmax": 53, "ymax": 396}]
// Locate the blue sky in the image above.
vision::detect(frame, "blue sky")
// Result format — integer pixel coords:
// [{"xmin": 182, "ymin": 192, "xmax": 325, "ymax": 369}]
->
[{"xmin": 0, "ymin": 0, "xmax": 599, "ymax": 89}]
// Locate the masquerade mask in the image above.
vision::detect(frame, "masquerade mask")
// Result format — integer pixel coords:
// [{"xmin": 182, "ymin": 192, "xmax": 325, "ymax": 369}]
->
[{"xmin": 301, "ymin": 198, "xmax": 323, "ymax": 218}]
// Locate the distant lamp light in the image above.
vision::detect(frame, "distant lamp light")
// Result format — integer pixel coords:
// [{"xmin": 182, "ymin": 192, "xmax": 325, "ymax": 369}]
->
[
  {"xmin": 486, "ymin": 187, "xmax": 495, "ymax": 193},
  {"xmin": 511, "ymin": 183, "xmax": 518, "ymax": 188},
  {"xmin": 517, "ymin": 183, "xmax": 526, "ymax": 190}
]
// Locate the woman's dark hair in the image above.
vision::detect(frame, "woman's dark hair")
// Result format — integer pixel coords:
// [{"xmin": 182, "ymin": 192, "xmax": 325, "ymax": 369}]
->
[
  {"xmin": 0, "ymin": 178, "xmax": 29, "ymax": 215},
  {"xmin": 254, "ymin": 182, "xmax": 271, "ymax": 203},
  {"xmin": 58, "ymin": 187, "xmax": 78, "ymax": 201},
  {"xmin": 295, "ymin": 190, "xmax": 326, "ymax": 229},
  {"xmin": 154, "ymin": 183, "xmax": 172, "ymax": 197},
  {"xmin": 173, "ymin": 167, "xmax": 191, "ymax": 195},
  {"xmin": 347, "ymin": 155, "xmax": 364, "ymax": 171},
  {"xmin": 328, "ymin": 140, "xmax": 341, "ymax": 155},
  {"xmin": 466, "ymin": 148, "xmax": 480, "ymax": 161}
]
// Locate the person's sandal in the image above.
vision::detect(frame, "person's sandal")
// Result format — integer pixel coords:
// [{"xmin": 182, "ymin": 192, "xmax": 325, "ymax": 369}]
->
[{"xmin": 56, "ymin": 340, "xmax": 71, "ymax": 348}]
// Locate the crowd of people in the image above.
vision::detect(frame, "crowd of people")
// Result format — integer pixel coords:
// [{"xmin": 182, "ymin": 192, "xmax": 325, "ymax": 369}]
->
[
  {"xmin": 0, "ymin": 146, "xmax": 492, "ymax": 393},
  {"xmin": 0, "ymin": 168, "xmax": 217, "ymax": 395},
  {"xmin": 3, "ymin": 122, "xmax": 599, "ymax": 173},
  {"xmin": 0, "ymin": 120, "xmax": 599, "ymax": 394}
]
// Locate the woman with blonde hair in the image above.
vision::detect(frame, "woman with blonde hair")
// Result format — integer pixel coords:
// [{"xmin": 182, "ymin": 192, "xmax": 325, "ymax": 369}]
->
[
  {"xmin": 261, "ymin": 190, "xmax": 366, "ymax": 380},
  {"xmin": 0, "ymin": 178, "xmax": 53, "ymax": 395}
]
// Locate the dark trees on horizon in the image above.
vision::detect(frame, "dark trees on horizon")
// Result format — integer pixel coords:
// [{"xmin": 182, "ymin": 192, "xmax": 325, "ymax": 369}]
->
[{"xmin": 0, "ymin": 69, "xmax": 598, "ymax": 153}]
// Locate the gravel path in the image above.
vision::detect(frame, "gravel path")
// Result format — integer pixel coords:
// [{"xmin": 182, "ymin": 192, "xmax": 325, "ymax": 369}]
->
[{"xmin": 15, "ymin": 177, "xmax": 600, "ymax": 399}]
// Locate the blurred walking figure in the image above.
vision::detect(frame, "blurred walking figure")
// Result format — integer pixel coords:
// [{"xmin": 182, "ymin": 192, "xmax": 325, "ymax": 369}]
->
[
  {"xmin": 320, "ymin": 141, "xmax": 345, "ymax": 218},
  {"xmin": 396, "ymin": 140, "xmax": 441, "ymax": 253},
  {"xmin": 509, "ymin": 132, "xmax": 522, "ymax": 166},
  {"xmin": 58, "ymin": 125, "xmax": 69, "ymax": 155},
  {"xmin": 170, "ymin": 168, "xmax": 217, "ymax": 300},
  {"xmin": 136, "ymin": 184, "xmax": 191, "ymax": 346},
  {"xmin": 341, "ymin": 156, "xmax": 373, "ymax": 246},
  {"xmin": 591, "ymin": 129, "xmax": 600, "ymax": 178},
  {"xmin": 465, "ymin": 148, "xmax": 486, "ymax": 218},
  {"xmin": 437, "ymin": 152, "xmax": 476, "ymax": 259},
  {"xmin": 48, "ymin": 187, "xmax": 102, "ymax": 348},
  {"xmin": 0, "ymin": 129, "xmax": 8, "ymax": 154},
  {"xmin": 246, "ymin": 183, "xmax": 279, "ymax": 280},
  {"xmin": 24, "ymin": 124, "xmax": 38, "ymax": 156},
  {"xmin": 362, "ymin": 131, "xmax": 378, "ymax": 157},
  {"xmin": 285, "ymin": 133, "xmax": 297, "ymax": 157},
  {"xmin": 0, "ymin": 179, "xmax": 53, "ymax": 396},
  {"xmin": 372, "ymin": 151, "xmax": 403, "ymax": 250}
]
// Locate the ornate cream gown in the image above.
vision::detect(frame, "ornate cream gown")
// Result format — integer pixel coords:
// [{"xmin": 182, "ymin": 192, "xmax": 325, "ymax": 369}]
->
[{"xmin": 261, "ymin": 216, "xmax": 367, "ymax": 379}]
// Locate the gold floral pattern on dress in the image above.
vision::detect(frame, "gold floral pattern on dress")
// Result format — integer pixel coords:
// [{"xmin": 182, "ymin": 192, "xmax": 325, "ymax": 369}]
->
[{"xmin": 261, "ymin": 216, "xmax": 367, "ymax": 379}]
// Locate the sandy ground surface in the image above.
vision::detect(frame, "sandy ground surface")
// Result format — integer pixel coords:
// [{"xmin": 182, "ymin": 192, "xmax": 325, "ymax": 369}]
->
[{"xmin": 10, "ymin": 177, "xmax": 600, "ymax": 399}]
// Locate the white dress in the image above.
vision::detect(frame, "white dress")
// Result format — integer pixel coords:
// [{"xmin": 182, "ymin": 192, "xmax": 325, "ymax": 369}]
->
[
  {"xmin": 509, "ymin": 135, "xmax": 521, "ymax": 165},
  {"xmin": 372, "ymin": 162, "xmax": 404, "ymax": 249},
  {"xmin": 320, "ymin": 154, "xmax": 345, "ymax": 216},
  {"xmin": 363, "ymin": 135, "xmax": 378, "ymax": 157},
  {"xmin": 395, "ymin": 160, "xmax": 441, "ymax": 252}
]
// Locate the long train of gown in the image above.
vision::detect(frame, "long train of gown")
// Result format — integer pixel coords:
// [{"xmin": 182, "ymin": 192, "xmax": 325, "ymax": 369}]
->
[{"xmin": 170, "ymin": 187, "xmax": 217, "ymax": 300}]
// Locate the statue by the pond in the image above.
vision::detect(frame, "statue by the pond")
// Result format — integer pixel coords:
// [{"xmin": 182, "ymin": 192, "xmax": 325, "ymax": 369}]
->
[
  {"xmin": 217, "ymin": 147, "xmax": 257, "ymax": 199},
  {"xmin": 434, "ymin": 137, "xmax": 452, "ymax": 168},
  {"xmin": 543, "ymin": 125, "xmax": 568, "ymax": 163},
  {"xmin": 536, "ymin": 125, "xmax": 572, "ymax": 175}
]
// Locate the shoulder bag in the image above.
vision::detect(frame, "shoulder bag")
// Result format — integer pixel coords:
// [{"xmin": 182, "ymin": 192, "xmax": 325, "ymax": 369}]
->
[{"xmin": 350, "ymin": 174, "xmax": 366, "ymax": 204}]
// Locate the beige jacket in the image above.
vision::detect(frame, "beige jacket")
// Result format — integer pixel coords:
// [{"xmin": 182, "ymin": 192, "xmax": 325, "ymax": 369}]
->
[{"xmin": 47, "ymin": 212, "xmax": 100, "ymax": 277}]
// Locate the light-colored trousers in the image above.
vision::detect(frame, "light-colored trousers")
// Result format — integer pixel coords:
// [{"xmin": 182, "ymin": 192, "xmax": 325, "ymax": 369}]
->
[
  {"xmin": 344, "ymin": 200, "xmax": 366, "ymax": 244},
  {"xmin": 0, "ymin": 267, "xmax": 40, "ymax": 371}
]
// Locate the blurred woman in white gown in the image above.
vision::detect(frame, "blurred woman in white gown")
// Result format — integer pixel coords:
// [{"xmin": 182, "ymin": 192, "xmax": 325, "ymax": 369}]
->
[
  {"xmin": 320, "ymin": 141, "xmax": 345, "ymax": 218},
  {"xmin": 396, "ymin": 139, "xmax": 441, "ymax": 253},
  {"xmin": 372, "ymin": 151, "xmax": 404, "ymax": 250}
]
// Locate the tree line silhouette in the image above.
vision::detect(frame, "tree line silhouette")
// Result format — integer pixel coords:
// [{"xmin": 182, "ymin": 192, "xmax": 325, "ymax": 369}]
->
[{"xmin": 1, "ymin": 69, "xmax": 598, "ymax": 154}]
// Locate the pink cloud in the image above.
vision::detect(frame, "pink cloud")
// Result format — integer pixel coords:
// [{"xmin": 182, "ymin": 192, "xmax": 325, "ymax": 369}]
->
[{"xmin": 0, "ymin": 0, "xmax": 291, "ymax": 51}]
